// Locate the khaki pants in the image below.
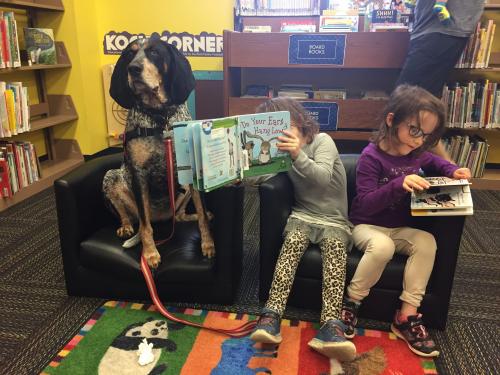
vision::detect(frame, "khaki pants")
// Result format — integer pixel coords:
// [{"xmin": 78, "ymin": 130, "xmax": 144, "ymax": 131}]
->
[{"xmin": 346, "ymin": 224, "xmax": 437, "ymax": 308}]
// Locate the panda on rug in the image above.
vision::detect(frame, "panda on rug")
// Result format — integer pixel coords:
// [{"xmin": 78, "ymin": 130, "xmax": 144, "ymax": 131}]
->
[{"xmin": 98, "ymin": 317, "xmax": 184, "ymax": 375}]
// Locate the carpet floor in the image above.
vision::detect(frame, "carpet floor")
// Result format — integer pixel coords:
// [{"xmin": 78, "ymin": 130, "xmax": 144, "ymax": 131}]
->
[{"xmin": 0, "ymin": 186, "xmax": 498, "ymax": 374}]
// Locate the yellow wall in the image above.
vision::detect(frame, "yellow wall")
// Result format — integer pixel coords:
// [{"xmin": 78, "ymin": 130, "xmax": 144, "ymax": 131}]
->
[{"xmin": 38, "ymin": 0, "xmax": 233, "ymax": 155}]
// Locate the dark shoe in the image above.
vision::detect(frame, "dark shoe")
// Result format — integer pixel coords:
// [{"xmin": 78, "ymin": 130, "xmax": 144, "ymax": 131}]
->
[
  {"xmin": 391, "ymin": 312, "xmax": 440, "ymax": 357},
  {"xmin": 250, "ymin": 308, "xmax": 282, "ymax": 344},
  {"xmin": 308, "ymin": 319, "xmax": 356, "ymax": 361},
  {"xmin": 341, "ymin": 299, "xmax": 360, "ymax": 339}
]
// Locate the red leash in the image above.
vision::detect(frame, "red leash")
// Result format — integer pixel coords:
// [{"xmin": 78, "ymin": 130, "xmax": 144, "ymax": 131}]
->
[{"xmin": 139, "ymin": 138, "xmax": 256, "ymax": 337}]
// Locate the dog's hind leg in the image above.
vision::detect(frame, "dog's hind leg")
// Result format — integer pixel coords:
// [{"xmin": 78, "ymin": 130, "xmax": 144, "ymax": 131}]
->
[
  {"xmin": 175, "ymin": 185, "xmax": 214, "ymax": 222},
  {"xmin": 190, "ymin": 186, "xmax": 215, "ymax": 258}
]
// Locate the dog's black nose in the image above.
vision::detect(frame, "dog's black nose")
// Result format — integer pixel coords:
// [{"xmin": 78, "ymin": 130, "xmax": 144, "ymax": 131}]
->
[{"xmin": 128, "ymin": 63, "xmax": 142, "ymax": 77}]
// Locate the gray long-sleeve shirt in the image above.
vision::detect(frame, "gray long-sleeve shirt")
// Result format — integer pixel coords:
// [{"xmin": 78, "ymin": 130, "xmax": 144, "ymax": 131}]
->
[
  {"xmin": 412, "ymin": 0, "xmax": 485, "ymax": 40},
  {"xmin": 288, "ymin": 133, "xmax": 352, "ymax": 232}
]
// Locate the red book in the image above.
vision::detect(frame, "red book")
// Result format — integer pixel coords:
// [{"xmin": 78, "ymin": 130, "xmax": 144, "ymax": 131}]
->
[{"xmin": 0, "ymin": 157, "xmax": 12, "ymax": 198}]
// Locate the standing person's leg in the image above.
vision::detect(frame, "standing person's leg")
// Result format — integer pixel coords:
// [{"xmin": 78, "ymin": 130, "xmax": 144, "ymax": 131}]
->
[
  {"xmin": 307, "ymin": 236, "xmax": 356, "ymax": 361},
  {"xmin": 395, "ymin": 33, "xmax": 469, "ymax": 97},
  {"xmin": 342, "ymin": 224, "xmax": 396, "ymax": 338},
  {"xmin": 251, "ymin": 229, "xmax": 310, "ymax": 344},
  {"xmin": 390, "ymin": 227, "xmax": 440, "ymax": 357}
]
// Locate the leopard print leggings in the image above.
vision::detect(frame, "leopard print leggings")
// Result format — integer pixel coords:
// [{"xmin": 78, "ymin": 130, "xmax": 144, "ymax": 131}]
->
[{"xmin": 265, "ymin": 229, "xmax": 347, "ymax": 325}]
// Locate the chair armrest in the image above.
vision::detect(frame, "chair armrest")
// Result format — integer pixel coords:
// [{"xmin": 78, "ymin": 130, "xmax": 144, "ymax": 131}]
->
[
  {"xmin": 258, "ymin": 173, "xmax": 294, "ymax": 300},
  {"xmin": 415, "ymin": 215, "xmax": 465, "ymax": 322},
  {"xmin": 54, "ymin": 154, "xmax": 122, "ymax": 272}
]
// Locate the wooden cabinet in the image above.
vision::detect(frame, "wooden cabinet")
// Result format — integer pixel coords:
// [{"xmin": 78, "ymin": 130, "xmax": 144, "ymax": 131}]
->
[
  {"xmin": 223, "ymin": 30, "xmax": 408, "ymax": 140},
  {"xmin": 0, "ymin": 0, "xmax": 83, "ymax": 211}
]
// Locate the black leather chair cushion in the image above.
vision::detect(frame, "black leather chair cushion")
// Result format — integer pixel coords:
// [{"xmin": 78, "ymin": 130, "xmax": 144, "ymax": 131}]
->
[
  {"xmin": 296, "ymin": 246, "xmax": 406, "ymax": 290},
  {"xmin": 80, "ymin": 221, "xmax": 215, "ymax": 284}
]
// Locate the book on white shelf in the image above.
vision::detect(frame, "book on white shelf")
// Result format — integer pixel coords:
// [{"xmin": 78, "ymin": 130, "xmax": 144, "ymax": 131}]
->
[
  {"xmin": 173, "ymin": 111, "xmax": 292, "ymax": 192},
  {"xmin": 243, "ymin": 25, "xmax": 272, "ymax": 33},
  {"xmin": 280, "ymin": 21, "xmax": 316, "ymax": 33},
  {"xmin": 319, "ymin": 13, "xmax": 359, "ymax": 32},
  {"xmin": 411, "ymin": 178, "xmax": 473, "ymax": 216}
]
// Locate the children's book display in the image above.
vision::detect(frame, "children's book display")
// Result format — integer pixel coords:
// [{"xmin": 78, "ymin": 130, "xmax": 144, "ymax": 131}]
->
[
  {"xmin": 23, "ymin": 28, "xmax": 57, "ymax": 65},
  {"xmin": 410, "ymin": 177, "xmax": 473, "ymax": 216},
  {"xmin": 173, "ymin": 111, "xmax": 292, "ymax": 192}
]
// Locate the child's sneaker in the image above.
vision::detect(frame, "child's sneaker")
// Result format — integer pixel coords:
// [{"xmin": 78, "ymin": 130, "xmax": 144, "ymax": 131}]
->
[
  {"xmin": 308, "ymin": 319, "xmax": 357, "ymax": 361},
  {"xmin": 433, "ymin": 2, "xmax": 451, "ymax": 25},
  {"xmin": 341, "ymin": 299, "xmax": 360, "ymax": 339},
  {"xmin": 391, "ymin": 312, "xmax": 440, "ymax": 357},
  {"xmin": 250, "ymin": 308, "xmax": 282, "ymax": 344}
]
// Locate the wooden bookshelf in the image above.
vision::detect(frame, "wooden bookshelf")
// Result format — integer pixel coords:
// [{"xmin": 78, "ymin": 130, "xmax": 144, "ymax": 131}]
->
[
  {"xmin": 472, "ymin": 169, "xmax": 500, "ymax": 190},
  {"xmin": 0, "ymin": 1, "xmax": 82, "ymax": 211},
  {"xmin": 224, "ymin": 27, "xmax": 500, "ymax": 190},
  {"xmin": 0, "ymin": 0, "xmax": 63, "ymax": 11}
]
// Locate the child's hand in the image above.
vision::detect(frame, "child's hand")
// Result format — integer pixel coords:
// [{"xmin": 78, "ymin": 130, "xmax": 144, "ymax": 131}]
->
[
  {"xmin": 277, "ymin": 130, "xmax": 302, "ymax": 160},
  {"xmin": 403, "ymin": 174, "xmax": 431, "ymax": 192},
  {"xmin": 453, "ymin": 168, "xmax": 471, "ymax": 181}
]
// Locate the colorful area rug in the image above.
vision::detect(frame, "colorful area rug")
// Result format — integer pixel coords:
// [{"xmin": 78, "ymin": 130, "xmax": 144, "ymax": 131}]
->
[{"xmin": 41, "ymin": 301, "xmax": 437, "ymax": 375}]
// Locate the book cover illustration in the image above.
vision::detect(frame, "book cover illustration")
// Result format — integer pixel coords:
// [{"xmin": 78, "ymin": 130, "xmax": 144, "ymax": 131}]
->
[
  {"xmin": 24, "ymin": 28, "xmax": 57, "ymax": 65},
  {"xmin": 172, "ymin": 111, "xmax": 292, "ymax": 192},
  {"xmin": 411, "ymin": 178, "xmax": 473, "ymax": 216},
  {"xmin": 238, "ymin": 111, "xmax": 292, "ymax": 178}
]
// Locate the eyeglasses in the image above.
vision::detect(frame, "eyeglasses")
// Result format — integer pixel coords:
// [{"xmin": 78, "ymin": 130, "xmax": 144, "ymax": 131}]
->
[{"xmin": 406, "ymin": 123, "xmax": 433, "ymax": 141}]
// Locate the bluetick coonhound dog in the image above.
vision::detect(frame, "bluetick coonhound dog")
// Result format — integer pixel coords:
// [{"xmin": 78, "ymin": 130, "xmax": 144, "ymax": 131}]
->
[{"xmin": 103, "ymin": 35, "xmax": 214, "ymax": 268}]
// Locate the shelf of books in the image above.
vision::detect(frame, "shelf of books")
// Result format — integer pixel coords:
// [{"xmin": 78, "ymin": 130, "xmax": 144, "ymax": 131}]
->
[
  {"xmin": 0, "ymin": 139, "xmax": 83, "ymax": 210},
  {"xmin": 0, "ymin": 41, "xmax": 71, "ymax": 73},
  {"xmin": 0, "ymin": 1, "xmax": 82, "ymax": 209}
]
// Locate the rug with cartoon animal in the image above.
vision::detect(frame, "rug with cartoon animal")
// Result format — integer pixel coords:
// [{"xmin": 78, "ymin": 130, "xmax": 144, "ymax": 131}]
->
[{"xmin": 41, "ymin": 301, "xmax": 438, "ymax": 375}]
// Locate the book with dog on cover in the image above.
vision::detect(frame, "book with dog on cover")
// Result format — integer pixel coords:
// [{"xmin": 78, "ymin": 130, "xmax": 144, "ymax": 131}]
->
[
  {"xmin": 173, "ymin": 111, "xmax": 292, "ymax": 192},
  {"xmin": 410, "ymin": 177, "xmax": 473, "ymax": 216}
]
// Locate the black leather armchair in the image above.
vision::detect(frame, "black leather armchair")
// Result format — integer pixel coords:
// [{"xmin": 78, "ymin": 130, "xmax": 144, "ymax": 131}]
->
[
  {"xmin": 54, "ymin": 153, "xmax": 244, "ymax": 305},
  {"xmin": 259, "ymin": 154, "xmax": 465, "ymax": 329}
]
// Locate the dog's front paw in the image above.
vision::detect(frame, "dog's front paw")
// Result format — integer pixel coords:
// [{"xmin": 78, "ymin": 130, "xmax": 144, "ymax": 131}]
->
[
  {"xmin": 201, "ymin": 239, "xmax": 215, "ymax": 258},
  {"xmin": 144, "ymin": 248, "xmax": 161, "ymax": 268}
]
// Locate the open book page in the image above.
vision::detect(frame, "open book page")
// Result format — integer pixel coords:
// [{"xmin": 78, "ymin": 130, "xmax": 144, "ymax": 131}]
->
[
  {"xmin": 238, "ymin": 111, "xmax": 292, "ymax": 178},
  {"xmin": 411, "ymin": 184, "xmax": 473, "ymax": 215},
  {"xmin": 199, "ymin": 117, "xmax": 240, "ymax": 192},
  {"xmin": 172, "ymin": 122, "xmax": 193, "ymax": 185}
]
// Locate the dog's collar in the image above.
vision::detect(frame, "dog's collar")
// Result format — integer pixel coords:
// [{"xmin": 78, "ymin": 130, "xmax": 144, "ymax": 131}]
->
[{"xmin": 124, "ymin": 127, "xmax": 164, "ymax": 143}]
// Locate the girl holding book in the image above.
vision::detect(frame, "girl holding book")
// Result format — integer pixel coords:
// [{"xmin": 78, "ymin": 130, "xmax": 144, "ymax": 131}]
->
[
  {"xmin": 250, "ymin": 97, "xmax": 356, "ymax": 362},
  {"xmin": 341, "ymin": 85, "xmax": 471, "ymax": 357}
]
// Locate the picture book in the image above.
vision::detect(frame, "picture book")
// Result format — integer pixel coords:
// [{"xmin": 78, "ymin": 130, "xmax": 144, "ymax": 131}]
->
[
  {"xmin": 23, "ymin": 28, "xmax": 57, "ymax": 65},
  {"xmin": 411, "ymin": 177, "xmax": 473, "ymax": 216},
  {"xmin": 173, "ymin": 111, "xmax": 292, "ymax": 192}
]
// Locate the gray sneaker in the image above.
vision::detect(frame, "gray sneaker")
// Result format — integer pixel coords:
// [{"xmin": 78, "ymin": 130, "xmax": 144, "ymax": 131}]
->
[
  {"xmin": 250, "ymin": 308, "xmax": 282, "ymax": 344},
  {"xmin": 308, "ymin": 319, "xmax": 357, "ymax": 361}
]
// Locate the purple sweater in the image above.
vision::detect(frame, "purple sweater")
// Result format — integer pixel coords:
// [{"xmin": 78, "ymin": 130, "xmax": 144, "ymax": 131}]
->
[{"xmin": 349, "ymin": 143, "xmax": 459, "ymax": 228}]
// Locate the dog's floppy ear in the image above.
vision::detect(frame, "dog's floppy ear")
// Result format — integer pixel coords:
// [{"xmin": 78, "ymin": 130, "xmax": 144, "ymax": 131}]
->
[
  {"xmin": 164, "ymin": 43, "xmax": 195, "ymax": 105},
  {"xmin": 110, "ymin": 40, "xmax": 138, "ymax": 109}
]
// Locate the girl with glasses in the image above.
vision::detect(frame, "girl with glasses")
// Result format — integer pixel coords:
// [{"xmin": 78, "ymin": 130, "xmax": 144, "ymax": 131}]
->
[{"xmin": 340, "ymin": 84, "xmax": 470, "ymax": 358}]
